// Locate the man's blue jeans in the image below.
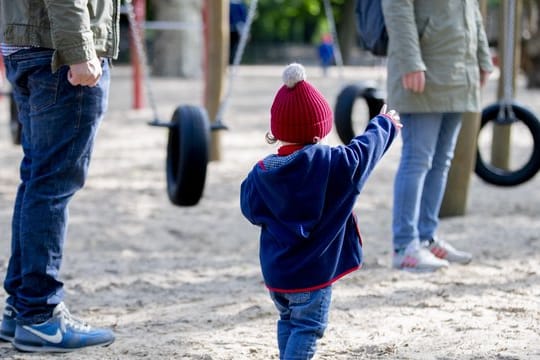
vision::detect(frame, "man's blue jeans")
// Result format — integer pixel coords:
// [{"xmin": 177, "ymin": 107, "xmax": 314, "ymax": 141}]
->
[
  {"xmin": 392, "ymin": 112, "xmax": 462, "ymax": 251},
  {"xmin": 3, "ymin": 48, "xmax": 110, "ymax": 325},
  {"xmin": 270, "ymin": 286, "xmax": 332, "ymax": 360}
]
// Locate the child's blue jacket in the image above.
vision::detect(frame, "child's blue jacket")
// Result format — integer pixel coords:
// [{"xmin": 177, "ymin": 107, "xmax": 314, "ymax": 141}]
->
[{"xmin": 240, "ymin": 115, "xmax": 397, "ymax": 292}]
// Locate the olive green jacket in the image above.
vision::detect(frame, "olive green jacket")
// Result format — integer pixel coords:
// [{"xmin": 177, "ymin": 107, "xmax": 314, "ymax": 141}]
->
[
  {"xmin": 0, "ymin": 0, "xmax": 120, "ymax": 72},
  {"xmin": 381, "ymin": 0, "xmax": 494, "ymax": 113}
]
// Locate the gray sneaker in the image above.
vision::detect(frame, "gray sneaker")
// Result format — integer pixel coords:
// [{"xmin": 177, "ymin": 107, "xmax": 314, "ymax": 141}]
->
[
  {"xmin": 424, "ymin": 238, "xmax": 472, "ymax": 265},
  {"xmin": 393, "ymin": 241, "xmax": 449, "ymax": 272}
]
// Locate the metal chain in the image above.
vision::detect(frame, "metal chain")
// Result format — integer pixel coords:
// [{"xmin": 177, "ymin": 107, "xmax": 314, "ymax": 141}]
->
[
  {"xmin": 213, "ymin": 0, "xmax": 258, "ymax": 128},
  {"xmin": 124, "ymin": 0, "xmax": 161, "ymax": 124},
  {"xmin": 125, "ymin": 0, "xmax": 257, "ymax": 128},
  {"xmin": 503, "ymin": 0, "xmax": 516, "ymax": 103}
]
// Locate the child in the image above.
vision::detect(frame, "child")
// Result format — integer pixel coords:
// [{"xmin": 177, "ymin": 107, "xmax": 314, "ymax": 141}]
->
[
  {"xmin": 317, "ymin": 33, "xmax": 334, "ymax": 76},
  {"xmin": 240, "ymin": 63, "xmax": 401, "ymax": 359}
]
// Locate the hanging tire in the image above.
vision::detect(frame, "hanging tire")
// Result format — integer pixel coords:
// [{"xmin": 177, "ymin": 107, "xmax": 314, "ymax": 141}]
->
[
  {"xmin": 166, "ymin": 105, "xmax": 210, "ymax": 206},
  {"xmin": 9, "ymin": 93, "xmax": 21, "ymax": 145},
  {"xmin": 475, "ymin": 102, "xmax": 540, "ymax": 186},
  {"xmin": 334, "ymin": 83, "xmax": 385, "ymax": 144}
]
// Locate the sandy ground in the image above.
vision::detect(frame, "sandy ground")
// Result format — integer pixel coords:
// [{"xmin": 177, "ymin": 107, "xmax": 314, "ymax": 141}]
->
[{"xmin": 0, "ymin": 64, "xmax": 539, "ymax": 359}]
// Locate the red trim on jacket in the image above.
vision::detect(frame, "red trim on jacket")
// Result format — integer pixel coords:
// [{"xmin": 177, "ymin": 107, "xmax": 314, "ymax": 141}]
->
[{"xmin": 265, "ymin": 265, "xmax": 362, "ymax": 293}]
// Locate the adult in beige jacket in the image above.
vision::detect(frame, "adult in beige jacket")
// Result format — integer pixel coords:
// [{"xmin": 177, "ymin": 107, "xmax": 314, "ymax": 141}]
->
[
  {"xmin": 0, "ymin": 0, "xmax": 119, "ymax": 352},
  {"xmin": 382, "ymin": 0, "xmax": 493, "ymax": 272}
]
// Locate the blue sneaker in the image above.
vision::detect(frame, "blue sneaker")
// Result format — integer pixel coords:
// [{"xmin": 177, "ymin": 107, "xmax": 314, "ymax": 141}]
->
[
  {"xmin": 0, "ymin": 304, "xmax": 18, "ymax": 342},
  {"xmin": 12, "ymin": 302, "xmax": 115, "ymax": 353}
]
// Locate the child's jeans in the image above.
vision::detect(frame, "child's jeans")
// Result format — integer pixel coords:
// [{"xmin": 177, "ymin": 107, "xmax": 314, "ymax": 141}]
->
[{"xmin": 270, "ymin": 286, "xmax": 332, "ymax": 360}]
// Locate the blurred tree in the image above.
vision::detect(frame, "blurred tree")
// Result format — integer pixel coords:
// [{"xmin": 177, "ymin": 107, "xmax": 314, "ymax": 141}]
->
[
  {"xmin": 522, "ymin": 0, "xmax": 540, "ymax": 87},
  {"xmin": 150, "ymin": 0, "xmax": 203, "ymax": 78},
  {"xmin": 489, "ymin": 0, "xmax": 540, "ymax": 88},
  {"xmin": 147, "ymin": 0, "xmax": 360, "ymax": 74},
  {"xmin": 249, "ymin": 0, "xmax": 357, "ymax": 63}
]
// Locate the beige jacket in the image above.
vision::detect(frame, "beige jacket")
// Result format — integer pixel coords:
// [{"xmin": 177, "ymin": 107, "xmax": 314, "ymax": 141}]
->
[
  {"xmin": 382, "ymin": 0, "xmax": 494, "ymax": 113},
  {"xmin": 0, "ymin": 0, "xmax": 120, "ymax": 72}
]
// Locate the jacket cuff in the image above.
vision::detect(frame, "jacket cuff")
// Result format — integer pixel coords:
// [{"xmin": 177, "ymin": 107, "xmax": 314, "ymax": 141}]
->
[{"xmin": 51, "ymin": 37, "xmax": 96, "ymax": 72}]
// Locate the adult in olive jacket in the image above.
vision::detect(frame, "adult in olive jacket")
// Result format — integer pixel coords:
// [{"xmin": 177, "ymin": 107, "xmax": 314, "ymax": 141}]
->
[
  {"xmin": 382, "ymin": 0, "xmax": 494, "ymax": 272},
  {"xmin": 0, "ymin": 0, "xmax": 119, "ymax": 353}
]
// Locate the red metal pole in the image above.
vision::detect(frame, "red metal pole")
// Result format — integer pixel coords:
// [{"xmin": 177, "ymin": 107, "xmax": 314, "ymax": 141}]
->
[{"xmin": 130, "ymin": 0, "xmax": 146, "ymax": 109}]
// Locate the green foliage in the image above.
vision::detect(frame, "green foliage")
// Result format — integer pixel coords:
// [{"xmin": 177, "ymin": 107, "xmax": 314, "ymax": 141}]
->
[{"xmin": 249, "ymin": 0, "xmax": 347, "ymax": 44}]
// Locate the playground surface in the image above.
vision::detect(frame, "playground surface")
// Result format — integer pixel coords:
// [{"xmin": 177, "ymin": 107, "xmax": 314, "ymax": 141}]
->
[{"xmin": 0, "ymin": 65, "xmax": 538, "ymax": 359}]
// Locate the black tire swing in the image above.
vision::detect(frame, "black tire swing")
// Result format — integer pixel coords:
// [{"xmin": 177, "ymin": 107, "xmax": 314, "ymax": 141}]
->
[
  {"xmin": 166, "ymin": 105, "xmax": 210, "ymax": 206},
  {"xmin": 126, "ymin": 0, "xmax": 257, "ymax": 206},
  {"xmin": 475, "ymin": 103, "xmax": 540, "ymax": 186},
  {"xmin": 474, "ymin": 0, "xmax": 540, "ymax": 186},
  {"xmin": 125, "ymin": 1, "xmax": 209, "ymax": 206},
  {"xmin": 334, "ymin": 82, "xmax": 385, "ymax": 144}
]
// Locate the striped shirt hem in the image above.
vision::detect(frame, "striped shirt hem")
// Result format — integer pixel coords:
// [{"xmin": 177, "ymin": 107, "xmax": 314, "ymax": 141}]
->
[{"xmin": 1, "ymin": 43, "xmax": 31, "ymax": 56}]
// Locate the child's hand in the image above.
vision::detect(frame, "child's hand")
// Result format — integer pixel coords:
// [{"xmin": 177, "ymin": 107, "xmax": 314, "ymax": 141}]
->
[{"xmin": 380, "ymin": 104, "xmax": 402, "ymax": 129}]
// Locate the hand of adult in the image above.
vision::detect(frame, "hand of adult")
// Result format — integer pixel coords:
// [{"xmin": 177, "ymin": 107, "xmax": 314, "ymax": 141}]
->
[
  {"xmin": 68, "ymin": 57, "xmax": 102, "ymax": 87},
  {"xmin": 402, "ymin": 71, "xmax": 425, "ymax": 93}
]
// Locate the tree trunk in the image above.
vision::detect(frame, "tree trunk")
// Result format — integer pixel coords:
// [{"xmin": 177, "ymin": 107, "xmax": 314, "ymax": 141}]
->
[
  {"xmin": 336, "ymin": 0, "xmax": 357, "ymax": 65},
  {"xmin": 522, "ymin": 0, "xmax": 540, "ymax": 87},
  {"xmin": 151, "ymin": 0, "xmax": 203, "ymax": 78}
]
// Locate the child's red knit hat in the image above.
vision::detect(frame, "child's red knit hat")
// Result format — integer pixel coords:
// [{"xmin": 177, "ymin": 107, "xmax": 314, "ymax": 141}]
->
[{"xmin": 270, "ymin": 63, "xmax": 333, "ymax": 143}]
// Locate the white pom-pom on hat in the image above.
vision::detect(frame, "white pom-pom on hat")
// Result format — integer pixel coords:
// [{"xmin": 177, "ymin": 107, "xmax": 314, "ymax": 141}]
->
[
  {"xmin": 271, "ymin": 62, "xmax": 332, "ymax": 143},
  {"xmin": 282, "ymin": 63, "xmax": 306, "ymax": 88}
]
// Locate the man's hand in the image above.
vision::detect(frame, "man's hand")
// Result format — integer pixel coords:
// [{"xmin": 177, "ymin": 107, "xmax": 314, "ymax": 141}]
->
[
  {"xmin": 402, "ymin": 71, "xmax": 425, "ymax": 93},
  {"xmin": 68, "ymin": 57, "xmax": 102, "ymax": 87}
]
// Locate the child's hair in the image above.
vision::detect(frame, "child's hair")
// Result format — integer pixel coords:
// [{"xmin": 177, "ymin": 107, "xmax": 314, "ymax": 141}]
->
[
  {"xmin": 268, "ymin": 63, "xmax": 333, "ymax": 144},
  {"xmin": 265, "ymin": 131, "xmax": 278, "ymax": 144}
]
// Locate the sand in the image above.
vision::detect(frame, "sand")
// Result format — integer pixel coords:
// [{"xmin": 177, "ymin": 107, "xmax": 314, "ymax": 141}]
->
[{"xmin": 0, "ymin": 65, "xmax": 538, "ymax": 359}]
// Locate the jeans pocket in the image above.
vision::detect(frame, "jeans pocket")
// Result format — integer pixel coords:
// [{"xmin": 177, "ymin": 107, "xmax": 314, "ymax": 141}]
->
[
  {"xmin": 30, "ymin": 70, "xmax": 60, "ymax": 112},
  {"xmin": 11, "ymin": 48, "xmax": 60, "ymax": 113},
  {"xmin": 28, "ymin": 65, "xmax": 60, "ymax": 113}
]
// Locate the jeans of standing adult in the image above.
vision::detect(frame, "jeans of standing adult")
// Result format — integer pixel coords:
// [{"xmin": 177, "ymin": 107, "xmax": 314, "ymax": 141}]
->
[
  {"xmin": 3, "ymin": 47, "xmax": 110, "ymax": 325},
  {"xmin": 392, "ymin": 112, "xmax": 462, "ymax": 251}
]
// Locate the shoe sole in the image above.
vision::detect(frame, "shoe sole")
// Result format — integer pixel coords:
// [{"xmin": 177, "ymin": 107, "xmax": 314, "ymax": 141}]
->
[
  {"xmin": 393, "ymin": 265, "xmax": 448, "ymax": 273},
  {"xmin": 446, "ymin": 257, "xmax": 472, "ymax": 265},
  {"xmin": 12, "ymin": 339, "xmax": 114, "ymax": 353},
  {"xmin": 0, "ymin": 331, "xmax": 14, "ymax": 343}
]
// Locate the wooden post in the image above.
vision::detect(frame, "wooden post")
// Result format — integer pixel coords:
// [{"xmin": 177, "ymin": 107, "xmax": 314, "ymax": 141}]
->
[
  {"xmin": 439, "ymin": 112, "xmax": 481, "ymax": 217},
  {"xmin": 203, "ymin": 0, "xmax": 228, "ymax": 161},
  {"xmin": 439, "ymin": 0, "xmax": 488, "ymax": 217},
  {"xmin": 492, "ymin": 0, "xmax": 522, "ymax": 168}
]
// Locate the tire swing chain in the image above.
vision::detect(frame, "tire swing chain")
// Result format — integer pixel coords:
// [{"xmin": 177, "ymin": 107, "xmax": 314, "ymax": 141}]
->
[
  {"xmin": 125, "ymin": 0, "xmax": 163, "ymax": 127},
  {"xmin": 474, "ymin": 0, "xmax": 540, "ymax": 187},
  {"xmin": 212, "ymin": 0, "xmax": 258, "ymax": 131},
  {"xmin": 125, "ymin": 0, "xmax": 258, "ymax": 131}
]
